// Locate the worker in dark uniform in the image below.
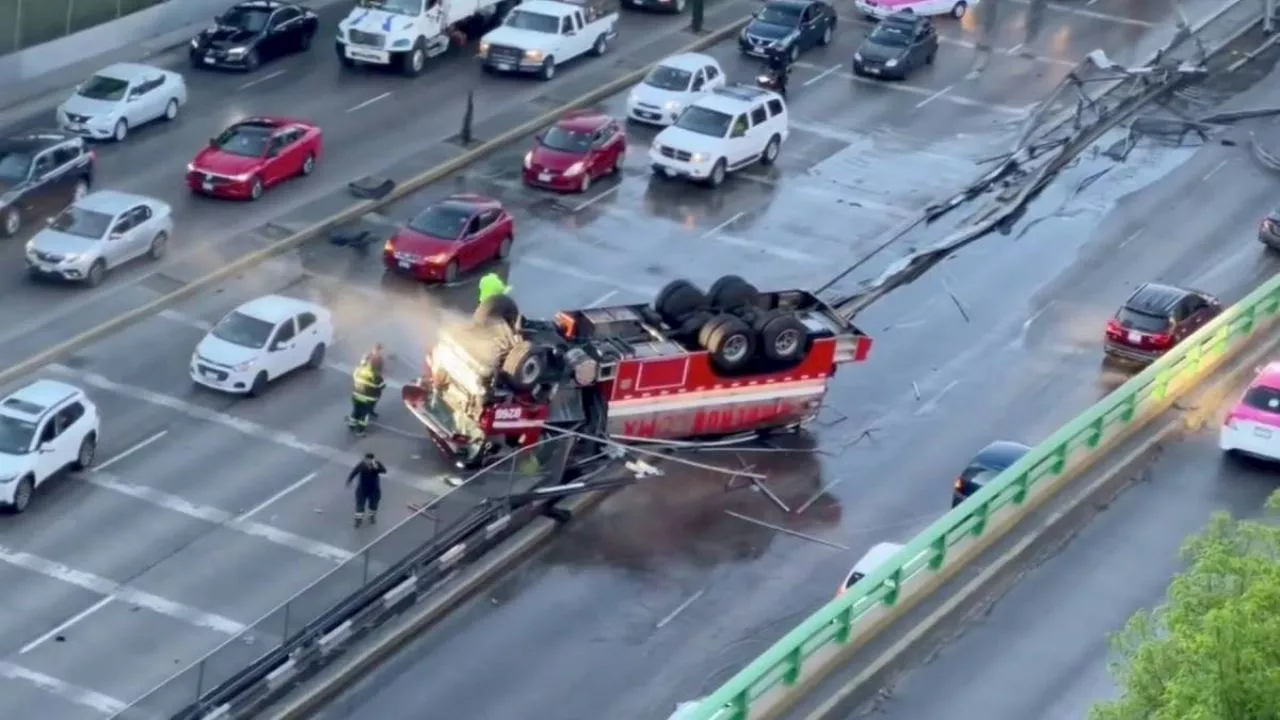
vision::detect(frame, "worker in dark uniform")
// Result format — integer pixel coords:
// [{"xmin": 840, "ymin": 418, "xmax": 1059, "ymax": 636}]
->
[
  {"xmin": 347, "ymin": 453, "xmax": 387, "ymax": 528},
  {"xmin": 764, "ymin": 42, "xmax": 792, "ymax": 98},
  {"xmin": 478, "ymin": 272, "xmax": 511, "ymax": 304},
  {"xmin": 347, "ymin": 356, "xmax": 386, "ymax": 436}
]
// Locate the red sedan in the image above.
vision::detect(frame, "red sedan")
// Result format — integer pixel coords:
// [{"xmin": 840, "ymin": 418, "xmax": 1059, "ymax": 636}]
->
[
  {"xmin": 187, "ymin": 116, "xmax": 322, "ymax": 200},
  {"xmin": 522, "ymin": 110, "xmax": 626, "ymax": 194},
  {"xmin": 383, "ymin": 194, "xmax": 514, "ymax": 283}
]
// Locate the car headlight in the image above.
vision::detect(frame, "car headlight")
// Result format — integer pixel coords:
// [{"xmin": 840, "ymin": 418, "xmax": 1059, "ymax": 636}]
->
[
  {"xmin": 425, "ymin": 253, "xmax": 450, "ymax": 264},
  {"xmin": 885, "ymin": 58, "xmax": 899, "ymax": 67},
  {"xmin": 524, "ymin": 49, "xmax": 544, "ymax": 61},
  {"xmin": 565, "ymin": 161, "xmax": 585, "ymax": 176},
  {"xmin": 232, "ymin": 360, "xmax": 255, "ymax": 372},
  {"xmin": 383, "ymin": 239, "xmax": 395, "ymax": 253},
  {"xmin": 190, "ymin": 37, "xmax": 200, "ymax": 48},
  {"xmin": 60, "ymin": 254, "xmax": 80, "ymax": 263},
  {"xmin": 663, "ymin": 100, "xmax": 682, "ymax": 111},
  {"xmin": 391, "ymin": 38, "xmax": 411, "ymax": 49},
  {"xmin": 229, "ymin": 173, "xmax": 253, "ymax": 182},
  {"xmin": 628, "ymin": 90, "xmax": 639, "ymax": 104},
  {"xmin": 690, "ymin": 152, "xmax": 709, "ymax": 163},
  {"xmin": 227, "ymin": 46, "xmax": 248, "ymax": 57},
  {"xmin": 479, "ymin": 41, "xmax": 490, "ymax": 56},
  {"xmin": 187, "ymin": 163, "xmax": 196, "ymax": 172},
  {"xmin": 853, "ymin": 52, "xmax": 862, "ymax": 61}
]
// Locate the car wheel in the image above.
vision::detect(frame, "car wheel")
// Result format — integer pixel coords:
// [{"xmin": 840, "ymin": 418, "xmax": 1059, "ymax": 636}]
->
[
  {"xmin": 247, "ymin": 371, "xmax": 269, "ymax": 397},
  {"xmin": 820, "ymin": 25, "xmax": 832, "ymax": 46},
  {"xmin": 85, "ymin": 259, "xmax": 106, "ymax": 287},
  {"xmin": 148, "ymin": 231, "xmax": 168, "ymax": 260},
  {"xmin": 926, "ymin": 50, "xmax": 936, "ymax": 65},
  {"xmin": 761, "ymin": 135, "xmax": 781, "ymax": 166},
  {"xmin": 611, "ymin": 151, "xmax": 625, "ymax": 175},
  {"xmin": 592, "ymin": 34, "xmax": 608, "ymax": 57},
  {"xmin": 72, "ymin": 178, "xmax": 89, "ymax": 201},
  {"xmin": 9, "ymin": 477, "xmax": 33, "ymax": 514},
  {"xmin": 498, "ymin": 236, "xmax": 513, "ymax": 259},
  {"xmin": 788, "ymin": 45, "xmax": 798, "ymax": 63},
  {"xmin": 402, "ymin": 42, "xmax": 426, "ymax": 77},
  {"xmin": 579, "ymin": 173, "xmax": 591, "ymax": 193},
  {"xmin": 300, "ymin": 154, "xmax": 316, "ymax": 176},
  {"xmin": 444, "ymin": 260, "xmax": 459, "ymax": 284},
  {"xmin": 113, "ymin": 119, "xmax": 128, "ymax": 142},
  {"xmin": 249, "ymin": 176, "xmax": 264, "ymax": 200},
  {"xmin": 164, "ymin": 98, "xmax": 179, "ymax": 121},
  {"xmin": 707, "ymin": 158, "xmax": 727, "ymax": 188},
  {"xmin": 244, "ymin": 49, "xmax": 260, "ymax": 71},
  {"xmin": 951, "ymin": 1, "xmax": 967, "ymax": 18},
  {"xmin": 307, "ymin": 343, "xmax": 326, "ymax": 369},
  {"xmin": 73, "ymin": 433, "xmax": 97, "ymax": 470},
  {"xmin": 539, "ymin": 57, "xmax": 556, "ymax": 80},
  {"xmin": 0, "ymin": 206, "xmax": 18, "ymax": 237}
]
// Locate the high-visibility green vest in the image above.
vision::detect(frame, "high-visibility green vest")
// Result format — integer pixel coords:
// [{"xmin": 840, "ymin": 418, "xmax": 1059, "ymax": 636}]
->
[
  {"xmin": 478, "ymin": 273, "xmax": 510, "ymax": 303},
  {"xmin": 352, "ymin": 362, "xmax": 384, "ymax": 401}
]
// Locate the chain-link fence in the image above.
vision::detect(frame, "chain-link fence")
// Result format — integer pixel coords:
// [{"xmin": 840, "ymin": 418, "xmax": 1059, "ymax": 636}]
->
[
  {"xmin": 0, "ymin": 0, "xmax": 166, "ymax": 55},
  {"xmin": 113, "ymin": 435, "xmax": 578, "ymax": 718}
]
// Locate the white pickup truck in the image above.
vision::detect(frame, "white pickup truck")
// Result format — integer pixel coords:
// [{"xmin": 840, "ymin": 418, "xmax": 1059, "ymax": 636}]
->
[
  {"xmin": 478, "ymin": 0, "xmax": 618, "ymax": 80},
  {"xmin": 336, "ymin": 0, "xmax": 516, "ymax": 76}
]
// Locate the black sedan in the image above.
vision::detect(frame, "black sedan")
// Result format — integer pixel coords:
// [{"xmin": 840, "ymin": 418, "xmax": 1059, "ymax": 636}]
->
[
  {"xmin": 951, "ymin": 440, "xmax": 1031, "ymax": 508},
  {"xmin": 190, "ymin": 0, "xmax": 319, "ymax": 71},
  {"xmin": 853, "ymin": 11, "xmax": 938, "ymax": 79},
  {"xmin": 739, "ymin": 0, "xmax": 837, "ymax": 62}
]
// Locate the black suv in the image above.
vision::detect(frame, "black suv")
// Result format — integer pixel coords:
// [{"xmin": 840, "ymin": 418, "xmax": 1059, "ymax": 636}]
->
[
  {"xmin": 854, "ymin": 11, "xmax": 938, "ymax": 79},
  {"xmin": 1104, "ymin": 282, "xmax": 1222, "ymax": 366},
  {"xmin": 0, "ymin": 131, "xmax": 95, "ymax": 238}
]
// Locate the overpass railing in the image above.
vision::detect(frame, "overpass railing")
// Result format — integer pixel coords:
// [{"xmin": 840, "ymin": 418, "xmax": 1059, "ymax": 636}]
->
[{"xmin": 3, "ymin": 0, "xmax": 166, "ymax": 55}]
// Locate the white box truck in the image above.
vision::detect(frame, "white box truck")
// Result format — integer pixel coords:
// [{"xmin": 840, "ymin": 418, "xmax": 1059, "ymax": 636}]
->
[
  {"xmin": 336, "ymin": 0, "xmax": 518, "ymax": 76},
  {"xmin": 477, "ymin": 0, "xmax": 618, "ymax": 80}
]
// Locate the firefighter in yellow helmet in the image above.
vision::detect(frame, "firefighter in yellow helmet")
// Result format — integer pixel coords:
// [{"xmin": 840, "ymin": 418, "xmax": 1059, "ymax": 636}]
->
[
  {"xmin": 347, "ymin": 352, "xmax": 386, "ymax": 436},
  {"xmin": 362, "ymin": 344, "xmax": 386, "ymax": 419},
  {"xmin": 478, "ymin": 272, "xmax": 510, "ymax": 304}
]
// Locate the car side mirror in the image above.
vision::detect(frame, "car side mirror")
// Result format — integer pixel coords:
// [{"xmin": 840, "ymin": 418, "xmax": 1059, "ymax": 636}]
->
[
  {"xmin": 44, "ymin": 217, "xmax": 54, "ymax": 226},
  {"xmin": 38, "ymin": 444, "xmax": 54, "ymax": 453},
  {"xmin": 208, "ymin": 137, "xmax": 218, "ymax": 147}
]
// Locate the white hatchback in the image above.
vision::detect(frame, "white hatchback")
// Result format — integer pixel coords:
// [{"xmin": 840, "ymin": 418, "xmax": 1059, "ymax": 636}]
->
[
  {"xmin": 191, "ymin": 295, "xmax": 333, "ymax": 396},
  {"xmin": 649, "ymin": 84, "xmax": 789, "ymax": 187},
  {"xmin": 626, "ymin": 53, "xmax": 726, "ymax": 126},
  {"xmin": 0, "ymin": 380, "xmax": 99, "ymax": 514}
]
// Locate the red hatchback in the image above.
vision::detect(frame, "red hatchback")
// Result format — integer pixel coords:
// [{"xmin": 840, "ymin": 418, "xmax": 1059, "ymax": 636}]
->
[
  {"xmin": 187, "ymin": 116, "xmax": 322, "ymax": 201},
  {"xmin": 522, "ymin": 110, "xmax": 626, "ymax": 194},
  {"xmin": 1104, "ymin": 282, "xmax": 1221, "ymax": 366},
  {"xmin": 383, "ymin": 194, "xmax": 514, "ymax": 283}
]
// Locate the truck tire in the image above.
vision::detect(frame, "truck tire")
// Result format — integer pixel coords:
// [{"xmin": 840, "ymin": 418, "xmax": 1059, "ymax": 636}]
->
[
  {"xmin": 759, "ymin": 312, "xmax": 807, "ymax": 362},
  {"xmin": 502, "ymin": 341, "xmax": 548, "ymax": 390},
  {"xmin": 539, "ymin": 56, "xmax": 556, "ymax": 80},
  {"xmin": 475, "ymin": 295, "xmax": 520, "ymax": 327},
  {"xmin": 708, "ymin": 275, "xmax": 759, "ymax": 310},
  {"xmin": 592, "ymin": 34, "xmax": 609, "ymax": 56},
  {"xmin": 704, "ymin": 315, "xmax": 755, "ymax": 373},
  {"xmin": 401, "ymin": 39, "xmax": 427, "ymax": 77},
  {"xmin": 654, "ymin": 279, "xmax": 707, "ymax": 323}
]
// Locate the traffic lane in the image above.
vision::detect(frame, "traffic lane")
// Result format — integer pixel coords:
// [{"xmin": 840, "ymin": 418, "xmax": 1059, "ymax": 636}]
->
[
  {"xmin": 0, "ymin": 663, "xmax": 120, "ymax": 720},
  {"xmin": 862, "ymin": 397, "xmax": 1279, "ymax": 720}
]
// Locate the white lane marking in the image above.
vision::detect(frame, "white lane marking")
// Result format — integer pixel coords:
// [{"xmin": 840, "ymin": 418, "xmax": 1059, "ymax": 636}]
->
[
  {"xmin": 1202, "ymin": 159, "xmax": 1229, "ymax": 182},
  {"xmin": 346, "ymin": 92, "xmax": 391, "ymax": 113},
  {"xmin": 0, "ymin": 545, "xmax": 247, "ymax": 635},
  {"xmin": 572, "ymin": 185, "xmax": 621, "ymax": 212},
  {"xmin": 87, "ymin": 472, "xmax": 353, "ymax": 563},
  {"xmin": 803, "ymin": 63, "xmax": 843, "ymax": 87},
  {"xmin": 588, "ymin": 289, "xmax": 619, "ymax": 307},
  {"xmin": 700, "ymin": 211, "xmax": 744, "ymax": 239},
  {"xmin": 518, "ymin": 254, "xmax": 661, "ymax": 294},
  {"xmin": 239, "ymin": 472, "xmax": 318, "ymax": 520},
  {"xmin": 915, "ymin": 379, "xmax": 960, "ymax": 416},
  {"xmin": 238, "ymin": 69, "xmax": 287, "ymax": 90},
  {"xmin": 19, "ymin": 597, "xmax": 113, "ymax": 655},
  {"xmin": 46, "ymin": 365, "xmax": 448, "ymax": 496},
  {"xmin": 698, "ymin": 211, "xmax": 821, "ymax": 264},
  {"xmin": 916, "ymin": 84, "xmax": 955, "ymax": 109},
  {"xmin": 793, "ymin": 62, "xmax": 1026, "ymax": 115},
  {"xmin": 0, "ymin": 660, "xmax": 126, "ymax": 714},
  {"xmin": 785, "ymin": 119, "xmax": 975, "ymax": 167},
  {"xmin": 655, "ymin": 589, "xmax": 705, "ymax": 629},
  {"xmin": 96, "ymin": 430, "xmax": 168, "ymax": 471},
  {"xmin": 1119, "ymin": 228, "xmax": 1144, "ymax": 248},
  {"xmin": 1007, "ymin": 42, "xmax": 1023, "ymax": 54}
]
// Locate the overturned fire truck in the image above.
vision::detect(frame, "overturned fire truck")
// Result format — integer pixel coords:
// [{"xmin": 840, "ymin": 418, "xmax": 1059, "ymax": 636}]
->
[{"xmin": 402, "ymin": 275, "xmax": 874, "ymax": 467}]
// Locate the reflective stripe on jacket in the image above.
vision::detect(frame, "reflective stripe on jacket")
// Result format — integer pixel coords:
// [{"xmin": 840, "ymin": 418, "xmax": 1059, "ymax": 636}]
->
[{"xmin": 352, "ymin": 362, "xmax": 386, "ymax": 400}]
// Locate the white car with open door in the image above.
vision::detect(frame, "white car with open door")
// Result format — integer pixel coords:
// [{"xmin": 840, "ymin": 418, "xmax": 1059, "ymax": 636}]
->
[
  {"xmin": 191, "ymin": 295, "xmax": 333, "ymax": 396},
  {"xmin": 626, "ymin": 52, "xmax": 725, "ymax": 126}
]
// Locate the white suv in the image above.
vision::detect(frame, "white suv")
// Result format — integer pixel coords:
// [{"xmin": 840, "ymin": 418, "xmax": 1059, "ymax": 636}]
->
[
  {"xmin": 0, "ymin": 380, "xmax": 99, "ymax": 513},
  {"xmin": 648, "ymin": 84, "xmax": 789, "ymax": 188}
]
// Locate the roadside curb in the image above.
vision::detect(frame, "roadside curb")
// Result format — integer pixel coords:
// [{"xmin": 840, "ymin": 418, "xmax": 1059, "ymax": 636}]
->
[{"xmin": 798, "ymin": 321, "xmax": 1280, "ymax": 720}]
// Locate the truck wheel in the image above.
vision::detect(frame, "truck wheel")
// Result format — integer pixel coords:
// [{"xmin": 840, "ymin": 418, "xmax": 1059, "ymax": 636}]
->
[
  {"xmin": 705, "ymin": 315, "xmax": 755, "ymax": 373},
  {"xmin": 401, "ymin": 41, "xmax": 427, "ymax": 77},
  {"xmin": 708, "ymin": 275, "xmax": 759, "ymax": 310},
  {"xmin": 592, "ymin": 34, "xmax": 609, "ymax": 56},
  {"xmin": 760, "ymin": 312, "xmax": 807, "ymax": 362},
  {"xmin": 654, "ymin": 279, "xmax": 707, "ymax": 323},
  {"xmin": 502, "ymin": 341, "xmax": 548, "ymax": 390},
  {"xmin": 475, "ymin": 295, "xmax": 521, "ymax": 328},
  {"xmin": 539, "ymin": 57, "xmax": 556, "ymax": 81}
]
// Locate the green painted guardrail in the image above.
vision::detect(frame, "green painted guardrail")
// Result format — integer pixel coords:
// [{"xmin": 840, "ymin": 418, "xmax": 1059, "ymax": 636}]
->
[{"xmin": 686, "ymin": 274, "xmax": 1280, "ymax": 720}]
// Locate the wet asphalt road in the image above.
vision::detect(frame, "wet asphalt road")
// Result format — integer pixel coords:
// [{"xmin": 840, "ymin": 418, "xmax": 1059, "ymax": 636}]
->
[{"xmin": 291, "ymin": 2, "xmax": 1267, "ymax": 719}]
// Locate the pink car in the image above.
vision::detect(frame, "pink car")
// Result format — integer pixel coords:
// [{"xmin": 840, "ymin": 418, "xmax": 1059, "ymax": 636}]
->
[
  {"xmin": 855, "ymin": 0, "xmax": 974, "ymax": 19},
  {"xmin": 1220, "ymin": 361, "xmax": 1280, "ymax": 460}
]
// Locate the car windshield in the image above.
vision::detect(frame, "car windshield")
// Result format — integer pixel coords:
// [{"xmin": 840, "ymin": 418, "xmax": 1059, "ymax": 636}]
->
[
  {"xmin": 1117, "ymin": 308, "xmax": 1172, "ymax": 333},
  {"xmin": 674, "ymin": 106, "xmax": 733, "ymax": 137},
  {"xmin": 357, "ymin": 0, "xmax": 421, "ymax": 15},
  {"xmin": 211, "ymin": 311, "xmax": 275, "ymax": 349},
  {"xmin": 214, "ymin": 125, "xmax": 272, "ymax": 157},
  {"xmin": 218, "ymin": 7, "xmax": 271, "ymax": 32},
  {"xmin": 0, "ymin": 152, "xmax": 32, "ymax": 181},
  {"xmin": 869, "ymin": 24, "xmax": 913, "ymax": 47},
  {"xmin": 504, "ymin": 9, "xmax": 560, "ymax": 33},
  {"xmin": 50, "ymin": 206, "xmax": 113, "ymax": 239},
  {"xmin": 541, "ymin": 126, "xmax": 593, "ymax": 153},
  {"xmin": 1243, "ymin": 385, "xmax": 1280, "ymax": 413},
  {"xmin": 644, "ymin": 65, "xmax": 693, "ymax": 91},
  {"xmin": 408, "ymin": 205, "xmax": 471, "ymax": 240},
  {"xmin": 756, "ymin": 5, "xmax": 802, "ymax": 27},
  {"xmin": 78, "ymin": 74, "xmax": 129, "ymax": 102},
  {"xmin": 0, "ymin": 415, "xmax": 36, "ymax": 455}
]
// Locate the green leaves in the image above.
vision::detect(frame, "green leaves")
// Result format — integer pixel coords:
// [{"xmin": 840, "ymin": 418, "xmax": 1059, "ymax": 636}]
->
[{"xmin": 1091, "ymin": 491, "xmax": 1280, "ymax": 720}]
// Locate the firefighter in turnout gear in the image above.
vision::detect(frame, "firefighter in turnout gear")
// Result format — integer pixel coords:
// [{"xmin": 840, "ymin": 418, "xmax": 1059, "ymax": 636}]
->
[
  {"xmin": 347, "ymin": 356, "xmax": 386, "ymax": 436},
  {"xmin": 347, "ymin": 453, "xmax": 386, "ymax": 528},
  {"xmin": 478, "ymin": 272, "xmax": 510, "ymax": 304},
  {"xmin": 362, "ymin": 344, "xmax": 386, "ymax": 419}
]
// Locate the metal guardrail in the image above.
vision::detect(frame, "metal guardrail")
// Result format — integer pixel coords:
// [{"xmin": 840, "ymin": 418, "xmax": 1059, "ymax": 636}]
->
[
  {"xmin": 688, "ymin": 4, "xmax": 1276, "ymax": 719},
  {"xmin": 110, "ymin": 435, "xmax": 579, "ymax": 719},
  {"xmin": 2, "ymin": 0, "xmax": 165, "ymax": 55}
]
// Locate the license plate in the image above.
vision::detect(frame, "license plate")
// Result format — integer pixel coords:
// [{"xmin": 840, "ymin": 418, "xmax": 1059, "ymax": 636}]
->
[
  {"xmin": 1128, "ymin": 331, "xmax": 1143, "ymax": 343},
  {"xmin": 204, "ymin": 56, "xmax": 216, "ymax": 65},
  {"xmin": 866, "ymin": 67, "xmax": 881, "ymax": 74},
  {"xmin": 202, "ymin": 182, "xmax": 214, "ymax": 192},
  {"xmin": 538, "ymin": 172, "xmax": 552, "ymax": 182},
  {"xmin": 399, "ymin": 260, "xmax": 413, "ymax": 269},
  {"xmin": 1256, "ymin": 426, "xmax": 1272, "ymax": 438},
  {"xmin": 496, "ymin": 62, "xmax": 512, "ymax": 71},
  {"xmin": 349, "ymin": 49, "xmax": 383, "ymax": 61}
]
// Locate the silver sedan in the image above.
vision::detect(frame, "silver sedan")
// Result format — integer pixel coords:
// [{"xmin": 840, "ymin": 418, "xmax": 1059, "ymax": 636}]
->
[
  {"xmin": 56, "ymin": 63, "xmax": 188, "ymax": 142},
  {"xmin": 25, "ymin": 190, "xmax": 173, "ymax": 287}
]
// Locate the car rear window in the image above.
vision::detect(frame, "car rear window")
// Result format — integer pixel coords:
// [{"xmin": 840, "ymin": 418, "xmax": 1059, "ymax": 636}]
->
[
  {"xmin": 869, "ymin": 24, "xmax": 912, "ymax": 46},
  {"xmin": 843, "ymin": 571, "xmax": 864, "ymax": 589},
  {"xmin": 961, "ymin": 467, "xmax": 1002, "ymax": 488},
  {"xmin": 1242, "ymin": 385, "xmax": 1280, "ymax": 413},
  {"xmin": 1117, "ymin": 308, "xmax": 1171, "ymax": 333}
]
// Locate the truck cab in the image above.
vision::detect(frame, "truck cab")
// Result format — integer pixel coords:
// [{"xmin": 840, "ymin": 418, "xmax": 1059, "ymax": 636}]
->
[
  {"xmin": 337, "ymin": 0, "xmax": 511, "ymax": 76},
  {"xmin": 479, "ymin": 0, "xmax": 619, "ymax": 80}
]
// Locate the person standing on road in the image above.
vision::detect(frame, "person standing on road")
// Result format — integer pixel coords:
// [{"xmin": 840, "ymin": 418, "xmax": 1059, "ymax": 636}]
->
[
  {"xmin": 362, "ymin": 344, "xmax": 387, "ymax": 419},
  {"xmin": 347, "ymin": 355, "xmax": 387, "ymax": 436},
  {"xmin": 347, "ymin": 452, "xmax": 387, "ymax": 528}
]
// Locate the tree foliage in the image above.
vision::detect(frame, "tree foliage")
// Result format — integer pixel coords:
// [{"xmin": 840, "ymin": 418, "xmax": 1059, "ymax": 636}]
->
[{"xmin": 1090, "ymin": 490, "xmax": 1280, "ymax": 720}]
